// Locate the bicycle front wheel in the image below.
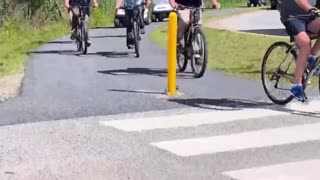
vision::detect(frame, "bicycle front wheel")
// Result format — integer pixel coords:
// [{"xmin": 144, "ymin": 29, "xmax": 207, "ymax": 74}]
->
[
  {"xmin": 261, "ymin": 41, "xmax": 299, "ymax": 105},
  {"xmin": 80, "ymin": 22, "xmax": 88, "ymax": 54},
  {"xmin": 190, "ymin": 27, "xmax": 208, "ymax": 78},
  {"xmin": 133, "ymin": 21, "xmax": 140, "ymax": 58}
]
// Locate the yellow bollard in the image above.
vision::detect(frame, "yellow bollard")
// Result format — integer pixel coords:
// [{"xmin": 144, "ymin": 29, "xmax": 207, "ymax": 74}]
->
[{"xmin": 167, "ymin": 12, "xmax": 177, "ymax": 95}]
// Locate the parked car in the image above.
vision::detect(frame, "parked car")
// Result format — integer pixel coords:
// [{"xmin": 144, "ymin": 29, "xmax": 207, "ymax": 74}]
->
[{"xmin": 151, "ymin": 0, "xmax": 174, "ymax": 22}]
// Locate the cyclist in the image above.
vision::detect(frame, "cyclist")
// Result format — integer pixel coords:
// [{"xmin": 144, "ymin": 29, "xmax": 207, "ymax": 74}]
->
[
  {"xmin": 280, "ymin": 0, "xmax": 320, "ymax": 102},
  {"xmin": 65, "ymin": 0, "xmax": 98, "ymax": 46},
  {"xmin": 116, "ymin": 0, "xmax": 151, "ymax": 49},
  {"xmin": 169, "ymin": 0, "xmax": 220, "ymax": 50}
]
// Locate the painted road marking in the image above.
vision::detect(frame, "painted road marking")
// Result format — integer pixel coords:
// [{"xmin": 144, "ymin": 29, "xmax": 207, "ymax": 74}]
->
[
  {"xmin": 150, "ymin": 122, "xmax": 320, "ymax": 157},
  {"xmin": 100, "ymin": 108, "xmax": 288, "ymax": 132}
]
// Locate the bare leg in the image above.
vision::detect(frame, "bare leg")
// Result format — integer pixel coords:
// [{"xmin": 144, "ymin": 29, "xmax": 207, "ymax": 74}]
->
[
  {"xmin": 294, "ymin": 32, "xmax": 311, "ymax": 85},
  {"xmin": 308, "ymin": 19, "xmax": 320, "ymax": 55}
]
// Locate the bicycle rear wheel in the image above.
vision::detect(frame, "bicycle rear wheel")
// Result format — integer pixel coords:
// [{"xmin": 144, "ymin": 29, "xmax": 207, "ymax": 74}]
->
[
  {"xmin": 133, "ymin": 21, "xmax": 140, "ymax": 58},
  {"xmin": 261, "ymin": 41, "xmax": 305, "ymax": 105},
  {"xmin": 191, "ymin": 27, "xmax": 208, "ymax": 78}
]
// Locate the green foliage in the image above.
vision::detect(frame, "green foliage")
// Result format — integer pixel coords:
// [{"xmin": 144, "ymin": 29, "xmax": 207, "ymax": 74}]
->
[{"xmin": 0, "ymin": 0, "xmax": 115, "ymax": 76}]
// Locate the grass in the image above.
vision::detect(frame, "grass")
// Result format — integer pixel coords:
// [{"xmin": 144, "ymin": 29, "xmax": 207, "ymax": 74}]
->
[
  {"xmin": 0, "ymin": 7, "xmax": 113, "ymax": 77},
  {"xmin": 0, "ymin": 21, "xmax": 69, "ymax": 76},
  {"xmin": 150, "ymin": 19, "xmax": 288, "ymax": 80}
]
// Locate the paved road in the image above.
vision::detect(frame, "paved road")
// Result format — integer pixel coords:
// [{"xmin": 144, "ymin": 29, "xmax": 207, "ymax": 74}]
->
[
  {"xmin": 0, "ymin": 9, "xmax": 269, "ymax": 126},
  {"xmin": 1, "ymin": 8, "xmax": 320, "ymax": 179},
  {"xmin": 206, "ymin": 10, "xmax": 289, "ymax": 36}
]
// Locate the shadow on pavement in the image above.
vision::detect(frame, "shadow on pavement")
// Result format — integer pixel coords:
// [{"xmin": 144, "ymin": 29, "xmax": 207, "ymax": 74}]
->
[
  {"xmin": 168, "ymin": 97, "xmax": 320, "ymax": 117},
  {"xmin": 87, "ymin": 51, "xmax": 132, "ymax": 58},
  {"xmin": 36, "ymin": 40, "xmax": 73, "ymax": 44},
  {"xmin": 168, "ymin": 98, "xmax": 272, "ymax": 111},
  {"xmin": 28, "ymin": 50, "xmax": 78, "ymax": 55},
  {"xmin": 108, "ymin": 89, "xmax": 165, "ymax": 95},
  {"xmin": 90, "ymin": 35, "xmax": 126, "ymax": 39},
  {"xmin": 98, "ymin": 68, "xmax": 194, "ymax": 79},
  {"xmin": 240, "ymin": 28, "xmax": 288, "ymax": 36},
  {"xmin": 91, "ymin": 26, "xmax": 116, "ymax": 29}
]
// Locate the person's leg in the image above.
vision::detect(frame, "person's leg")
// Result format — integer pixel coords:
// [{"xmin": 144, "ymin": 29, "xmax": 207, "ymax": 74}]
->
[
  {"xmin": 125, "ymin": 9, "xmax": 134, "ymax": 48},
  {"xmin": 139, "ymin": 5, "xmax": 145, "ymax": 34},
  {"xmin": 85, "ymin": 7, "xmax": 91, "ymax": 46},
  {"xmin": 177, "ymin": 9, "xmax": 191, "ymax": 48},
  {"xmin": 307, "ymin": 19, "xmax": 320, "ymax": 57},
  {"xmin": 70, "ymin": 5, "xmax": 80, "ymax": 40},
  {"xmin": 284, "ymin": 18, "xmax": 311, "ymax": 101}
]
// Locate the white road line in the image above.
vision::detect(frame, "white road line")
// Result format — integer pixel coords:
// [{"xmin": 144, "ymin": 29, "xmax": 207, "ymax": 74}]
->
[
  {"xmin": 222, "ymin": 159, "xmax": 320, "ymax": 180},
  {"xmin": 99, "ymin": 108, "xmax": 288, "ymax": 132},
  {"xmin": 150, "ymin": 122, "xmax": 320, "ymax": 157}
]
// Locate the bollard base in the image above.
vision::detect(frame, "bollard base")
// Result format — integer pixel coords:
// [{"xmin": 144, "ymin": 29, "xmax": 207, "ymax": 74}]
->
[{"xmin": 165, "ymin": 87, "xmax": 183, "ymax": 97}]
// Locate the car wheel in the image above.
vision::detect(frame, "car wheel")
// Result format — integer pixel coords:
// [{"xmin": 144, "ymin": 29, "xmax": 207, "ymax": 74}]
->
[
  {"xmin": 114, "ymin": 19, "xmax": 120, "ymax": 28},
  {"xmin": 151, "ymin": 14, "xmax": 156, "ymax": 22},
  {"xmin": 145, "ymin": 18, "xmax": 151, "ymax": 25}
]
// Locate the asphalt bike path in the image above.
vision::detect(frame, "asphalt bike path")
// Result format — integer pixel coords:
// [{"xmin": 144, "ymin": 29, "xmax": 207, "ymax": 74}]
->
[
  {"xmin": 1, "ymin": 9, "xmax": 320, "ymax": 179},
  {"xmin": 0, "ymin": 8, "xmax": 271, "ymax": 126}
]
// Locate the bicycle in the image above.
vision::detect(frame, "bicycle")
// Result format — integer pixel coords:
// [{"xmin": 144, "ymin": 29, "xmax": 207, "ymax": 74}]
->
[
  {"xmin": 75, "ymin": 4, "xmax": 90, "ymax": 54},
  {"xmin": 124, "ymin": 4, "xmax": 143, "ymax": 58},
  {"xmin": 176, "ymin": 5, "xmax": 208, "ymax": 78},
  {"xmin": 261, "ymin": 14, "xmax": 320, "ymax": 105}
]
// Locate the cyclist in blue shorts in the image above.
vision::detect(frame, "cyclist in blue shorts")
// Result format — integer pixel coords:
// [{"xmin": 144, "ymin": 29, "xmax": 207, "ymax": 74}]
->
[{"xmin": 280, "ymin": 0, "xmax": 320, "ymax": 102}]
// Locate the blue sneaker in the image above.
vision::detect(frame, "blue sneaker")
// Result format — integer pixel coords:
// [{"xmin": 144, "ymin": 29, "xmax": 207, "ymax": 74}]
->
[
  {"xmin": 308, "ymin": 55, "xmax": 318, "ymax": 69},
  {"xmin": 290, "ymin": 85, "xmax": 308, "ymax": 102}
]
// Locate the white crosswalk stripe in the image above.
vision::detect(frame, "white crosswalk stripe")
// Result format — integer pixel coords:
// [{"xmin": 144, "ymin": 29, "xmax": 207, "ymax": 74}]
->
[
  {"xmin": 99, "ymin": 99, "xmax": 320, "ymax": 180},
  {"xmin": 100, "ymin": 108, "xmax": 288, "ymax": 132},
  {"xmin": 222, "ymin": 159, "xmax": 320, "ymax": 180}
]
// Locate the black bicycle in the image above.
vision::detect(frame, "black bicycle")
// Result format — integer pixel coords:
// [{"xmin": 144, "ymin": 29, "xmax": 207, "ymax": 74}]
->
[
  {"xmin": 125, "ymin": 5, "xmax": 142, "ymax": 58},
  {"xmin": 261, "ymin": 15, "xmax": 320, "ymax": 105},
  {"xmin": 75, "ymin": 5, "xmax": 90, "ymax": 54},
  {"xmin": 176, "ymin": 5, "xmax": 208, "ymax": 78}
]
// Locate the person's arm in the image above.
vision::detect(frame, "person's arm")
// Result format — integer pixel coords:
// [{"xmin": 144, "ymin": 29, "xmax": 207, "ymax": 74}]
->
[
  {"xmin": 65, "ymin": 0, "xmax": 70, "ymax": 8},
  {"xmin": 93, "ymin": 0, "xmax": 99, "ymax": 7},
  {"xmin": 115, "ymin": 0, "xmax": 122, "ymax": 9},
  {"xmin": 169, "ymin": 0, "xmax": 177, "ymax": 9},
  {"xmin": 211, "ymin": 0, "xmax": 220, "ymax": 9},
  {"xmin": 295, "ymin": 0, "xmax": 314, "ymax": 12}
]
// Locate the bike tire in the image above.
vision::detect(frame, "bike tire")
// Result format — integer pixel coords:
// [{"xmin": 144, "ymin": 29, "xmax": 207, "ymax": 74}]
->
[
  {"xmin": 261, "ymin": 41, "xmax": 303, "ymax": 105},
  {"xmin": 177, "ymin": 34, "xmax": 188, "ymax": 72},
  {"xmin": 191, "ymin": 27, "xmax": 208, "ymax": 78},
  {"xmin": 133, "ymin": 21, "xmax": 140, "ymax": 58},
  {"xmin": 81, "ymin": 22, "xmax": 88, "ymax": 54},
  {"xmin": 76, "ymin": 27, "xmax": 81, "ymax": 51}
]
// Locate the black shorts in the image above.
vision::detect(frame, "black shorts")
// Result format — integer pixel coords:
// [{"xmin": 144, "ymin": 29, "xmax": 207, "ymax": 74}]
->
[{"xmin": 283, "ymin": 16, "xmax": 315, "ymax": 37}]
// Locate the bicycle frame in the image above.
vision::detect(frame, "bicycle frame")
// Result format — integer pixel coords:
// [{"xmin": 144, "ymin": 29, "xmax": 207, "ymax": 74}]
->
[
  {"xmin": 182, "ymin": 7, "xmax": 202, "ymax": 48},
  {"xmin": 125, "ymin": 5, "xmax": 141, "ymax": 25}
]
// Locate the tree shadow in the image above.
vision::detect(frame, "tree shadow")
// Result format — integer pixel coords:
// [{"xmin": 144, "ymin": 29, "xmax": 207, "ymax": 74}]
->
[
  {"xmin": 108, "ymin": 89, "xmax": 165, "ymax": 95},
  {"xmin": 168, "ymin": 98, "xmax": 273, "ymax": 111},
  {"xmin": 86, "ymin": 51, "xmax": 132, "ymax": 58},
  {"xmin": 35, "ymin": 40, "xmax": 73, "ymax": 44},
  {"xmin": 91, "ymin": 26, "xmax": 116, "ymax": 29},
  {"xmin": 90, "ymin": 35, "xmax": 126, "ymax": 39},
  {"xmin": 240, "ymin": 28, "xmax": 288, "ymax": 37},
  {"xmin": 27, "ymin": 50, "xmax": 78, "ymax": 55},
  {"xmin": 168, "ymin": 97, "xmax": 320, "ymax": 117},
  {"xmin": 98, "ymin": 67, "xmax": 194, "ymax": 79}
]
